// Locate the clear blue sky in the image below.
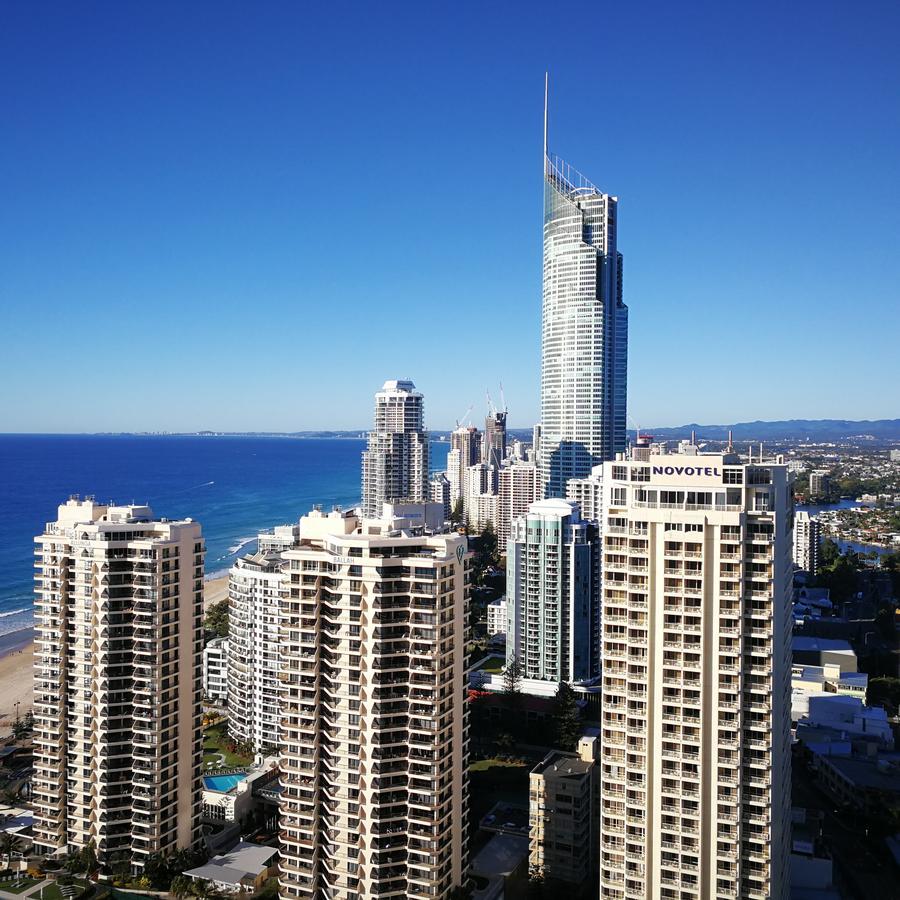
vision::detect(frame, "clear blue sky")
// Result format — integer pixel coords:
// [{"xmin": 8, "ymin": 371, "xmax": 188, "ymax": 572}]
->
[{"xmin": 2, "ymin": 1, "xmax": 898, "ymax": 432}]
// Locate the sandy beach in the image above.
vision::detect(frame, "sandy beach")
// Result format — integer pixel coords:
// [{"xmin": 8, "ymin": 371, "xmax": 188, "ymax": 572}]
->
[
  {"xmin": 0, "ymin": 576, "xmax": 229, "ymax": 739},
  {"xmin": 0, "ymin": 631, "xmax": 33, "ymax": 740},
  {"xmin": 204, "ymin": 574, "xmax": 229, "ymax": 610}
]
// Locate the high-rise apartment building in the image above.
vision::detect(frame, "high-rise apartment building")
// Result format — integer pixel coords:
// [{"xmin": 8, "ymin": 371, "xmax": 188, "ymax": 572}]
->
[
  {"xmin": 33, "ymin": 498, "xmax": 203, "ymax": 870},
  {"xmin": 429, "ymin": 472, "xmax": 452, "ymax": 520},
  {"xmin": 808, "ymin": 471, "xmax": 831, "ymax": 499},
  {"xmin": 278, "ymin": 506, "xmax": 471, "ymax": 900},
  {"xmin": 484, "ymin": 410, "xmax": 508, "ymax": 468},
  {"xmin": 598, "ymin": 450, "xmax": 792, "ymax": 900},
  {"xmin": 506, "ymin": 499, "xmax": 601, "ymax": 693},
  {"xmin": 447, "ymin": 426, "xmax": 482, "ymax": 507},
  {"xmin": 792, "ymin": 511, "xmax": 821, "ymax": 574},
  {"xmin": 497, "ymin": 462, "xmax": 542, "ymax": 546},
  {"xmin": 228, "ymin": 525, "xmax": 299, "ymax": 753},
  {"xmin": 540, "ymin": 80, "xmax": 628, "ymax": 497},
  {"xmin": 566, "ymin": 464, "xmax": 605, "ymax": 523},
  {"xmin": 464, "ymin": 463, "xmax": 498, "ymax": 532},
  {"xmin": 361, "ymin": 380, "xmax": 429, "ymax": 519}
]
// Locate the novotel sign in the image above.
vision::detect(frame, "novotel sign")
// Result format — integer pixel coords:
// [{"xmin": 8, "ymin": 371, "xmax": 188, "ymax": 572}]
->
[{"xmin": 652, "ymin": 465, "xmax": 721, "ymax": 477}]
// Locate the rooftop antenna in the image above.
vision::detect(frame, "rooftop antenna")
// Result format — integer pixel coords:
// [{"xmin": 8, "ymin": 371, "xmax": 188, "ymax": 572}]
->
[
  {"xmin": 691, "ymin": 428, "xmax": 696, "ymax": 446},
  {"xmin": 543, "ymin": 72, "xmax": 549, "ymax": 170},
  {"xmin": 727, "ymin": 429, "xmax": 734, "ymax": 452}
]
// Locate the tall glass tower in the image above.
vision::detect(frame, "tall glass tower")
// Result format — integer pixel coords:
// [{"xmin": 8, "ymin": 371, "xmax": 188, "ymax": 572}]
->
[{"xmin": 540, "ymin": 76, "xmax": 628, "ymax": 497}]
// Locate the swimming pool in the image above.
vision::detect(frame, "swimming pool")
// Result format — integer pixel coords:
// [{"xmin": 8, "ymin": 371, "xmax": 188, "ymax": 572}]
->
[{"xmin": 203, "ymin": 772, "xmax": 249, "ymax": 792}]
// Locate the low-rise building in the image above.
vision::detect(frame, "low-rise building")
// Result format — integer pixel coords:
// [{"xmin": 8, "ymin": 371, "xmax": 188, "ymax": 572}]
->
[
  {"xmin": 528, "ymin": 734, "xmax": 599, "ymax": 891},
  {"xmin": 486, "ymin": 597, "xmax": 507, "ymax": 638},
  {"xmin": 184, "ymin": 842, "xmax": 278, "ymax": 894},
  {"xmin": 203, "ymin": 637, "xmax": 229, "ymax": 702}
]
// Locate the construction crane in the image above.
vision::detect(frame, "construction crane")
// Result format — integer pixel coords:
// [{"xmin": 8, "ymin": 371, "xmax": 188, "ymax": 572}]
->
[
  {"xmin": 485, "ymin": 390, "xmax": 496, "ymax": 417},
  {"xmin": 455, "ymin": 405, "xmax": 473, "ymax": 429}
]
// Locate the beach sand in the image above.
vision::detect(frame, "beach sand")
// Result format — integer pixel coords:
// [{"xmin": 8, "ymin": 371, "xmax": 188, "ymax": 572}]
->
[
  {"xmin": 0, "ymin": 636, "xmax": 33, "ymax": 740},
  {"xmin": 0, "ymin": 576, "xmax": 229, "ymax": 739},
  {"xmin": 204, "ymin": 574, "xmax": 229, "ymax": 611}
]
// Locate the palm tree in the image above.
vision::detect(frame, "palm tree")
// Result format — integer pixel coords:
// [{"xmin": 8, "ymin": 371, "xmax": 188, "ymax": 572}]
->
[
  {"xmin": 0, "ymin": 832, "xmax": 22, "ymax": 870},
  {"xmin": 191, "ymin": 878, "xmax": 223, "ymax": 900}
]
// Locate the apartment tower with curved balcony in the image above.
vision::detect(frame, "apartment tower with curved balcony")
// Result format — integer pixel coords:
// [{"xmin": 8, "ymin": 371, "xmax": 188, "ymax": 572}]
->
[{"xmin": 540, "ymin": 76, "xmax": 628, "ymax": 497}]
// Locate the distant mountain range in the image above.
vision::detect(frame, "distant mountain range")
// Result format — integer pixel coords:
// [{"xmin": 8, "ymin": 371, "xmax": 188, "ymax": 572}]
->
[{"xmin": 635, "ymin": 419, "xmax": 900, "ymax": 442}]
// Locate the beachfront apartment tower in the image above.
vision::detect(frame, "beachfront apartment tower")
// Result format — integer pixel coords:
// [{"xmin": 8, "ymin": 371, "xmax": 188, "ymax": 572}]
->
[
  {"xmin": 278, "ymin": 506, "xmax": 471, "ymax": 900},
  {"xmin": 792, "ymin": 510, "xmax": 821, "ymax": 574},
  {"xmin": 32, "ymin": 498, "xmax": 203, "ymax": 870},
  {"xmin": 227, "ymin": 523, "xmax": 300, "ymax": 753},
  {"xmin": 361, "ymin": 380, "xmax": 430, "ymax": 519},
  {"xmin": 540, "ymin": 77, "xmax": 627, "ymax": 497},
  {"xmin": 598, "ymin": 450, "xmax": 792, "ymax": 899},
  {"xmin": 505, "ymin": 498, "xmax": 601, "ymax": 694}
]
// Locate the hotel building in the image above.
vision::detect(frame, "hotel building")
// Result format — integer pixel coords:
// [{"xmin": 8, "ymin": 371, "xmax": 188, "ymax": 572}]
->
[
  {"xmin": 505, "ymin": 498, "xmax": 601, "ymax": 694},
  {"xmin": 278, "ymin": 506, "xmax": 471, "ymax": 900},
  {"xmin": 540, "ymin": 79, "xmax": 628, "ymax": 497},
  {"xmin": 598, "ymin": 449, "xmax": 792, "ymax": 899},
  {"xmin": 32, "ymin": 498, "xmax": 203, "ymax": 870},
  {"xmin": 361, "ymin": 380, "xmax": 429, "ymax": 519}
]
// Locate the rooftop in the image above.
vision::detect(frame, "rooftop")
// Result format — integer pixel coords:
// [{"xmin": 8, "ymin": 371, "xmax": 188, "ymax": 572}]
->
[{"xmin": 532, "ymin": 750, "xmax": 592, "ymax": 778}]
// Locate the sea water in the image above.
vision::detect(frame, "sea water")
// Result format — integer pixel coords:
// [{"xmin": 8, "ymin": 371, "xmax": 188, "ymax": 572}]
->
[{"xmin": 0, "ymin": 434, "xmax": 449, "ymax": 635}]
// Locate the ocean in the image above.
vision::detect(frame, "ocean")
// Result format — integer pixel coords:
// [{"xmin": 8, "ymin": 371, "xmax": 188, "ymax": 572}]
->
[{"xmin": 0, "ymin": 434, "xmax": 450, "ymax": 636}]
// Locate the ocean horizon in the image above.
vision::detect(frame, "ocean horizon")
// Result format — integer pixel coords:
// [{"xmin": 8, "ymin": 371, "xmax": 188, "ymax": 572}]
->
[{"xmin": 0, "ymin": 434, "xmax": 450, "ymax": 636}]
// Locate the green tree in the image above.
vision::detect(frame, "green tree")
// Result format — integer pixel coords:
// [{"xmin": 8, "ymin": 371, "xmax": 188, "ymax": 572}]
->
[
  {"xmin": 449, "ymin": 498, "xmax": 465, "ymax": 526},
  {"xmin": 142, "ymin": 852, "xmax": 172, "ymax": 889},
  {"xmin": 191, "ymin": 879, "xmax": 222, "ymax": 900},
  {"xmin": 820, "ymin": 538, "xmax": 841, "ymax": 568},
  {"xmin": 204, "ymin": 598, "xmax": 229, "ymax": 638},
  {"xmin": 867, "ymin": 677, "xmax": 900, "ymax": 716},
  {"xmin": 0, "ymin": 833, "xmax": 25, "ymax": 869},
  {"xmin": 503, "ymin": 654, "xmax": 522, "ymax": 701},
  {"xmin": 78, "ymin": 841, "xmax": 98, "ymax": 876},
  {"xmin": 552, "ymin": 681, "xmax": 583, "ymax": 752}
]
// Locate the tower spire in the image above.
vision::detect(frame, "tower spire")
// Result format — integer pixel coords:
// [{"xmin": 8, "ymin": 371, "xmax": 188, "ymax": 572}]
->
[{"xmin": 543, "ymin": 71, "xmax": 549, "ymax": 168}]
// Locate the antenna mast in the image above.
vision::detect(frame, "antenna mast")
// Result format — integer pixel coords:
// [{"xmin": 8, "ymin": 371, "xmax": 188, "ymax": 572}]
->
[{"xmin": 543, "ymin": 72, "xmax": 549, "ymax": 168}]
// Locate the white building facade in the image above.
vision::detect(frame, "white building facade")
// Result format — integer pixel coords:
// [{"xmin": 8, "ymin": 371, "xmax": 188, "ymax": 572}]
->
[
  {"xmin": 792, "ymin": 511, "xmax": 821, "ymax": 573},
  {"xmin": 540, "ymin": 89, "xmax": 627, "ymax": 497},
  {"xmin": 361, "ymin": 380, "xmax": 429, "ymax": 519},
  {"xmin": 203, "ymin": 637, "xmax": 229, "ymax": 703},
  {"xmin": 228, "ymin": 538, "xmax": 292, "ymax": 753},
  {"xmin": 278, "ymin": 507, "xmax": 471, "ymax": 900},
  {"xmin": 598, "ymin": 451, "xmax": 792, "ymax": 900},
  {"xmin": 33, "ymin": 499, "xmax": 203, "ymax": 870}
]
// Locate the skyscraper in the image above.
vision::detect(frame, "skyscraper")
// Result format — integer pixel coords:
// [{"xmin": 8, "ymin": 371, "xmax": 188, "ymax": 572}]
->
[
  {"xmin": 33, "ymin": 498, "xmax": 203, "ymax": 871},
  {"xmin": 361, "ymin": 380, "xmax": 429, "ymax": 519},
  {"xmin": 505, "ymin": 498, "xmax": 601, "ymax": 693},
  {"xmin": 483, "ymin": 409, "xmax": 507, "ymax": 468},
  {"xmin": 597, "ymin": 448, "xmax": 792, "ymax": 899},
  {"xmin": 278, "ymin": 505, "xmax": 471, "ymax": 899},
  {"xmin": 540, "ymin": 76, "xmax": 628, "ymax": 497},
  {"xmin": 447, "ymin": 425, "xmax": 482, "ymax": 508}
]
